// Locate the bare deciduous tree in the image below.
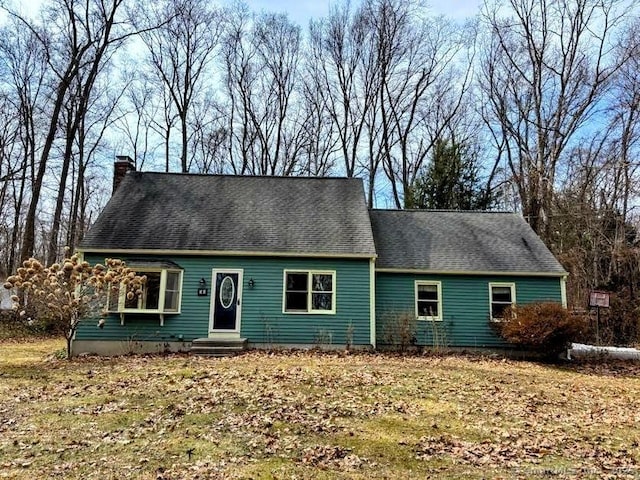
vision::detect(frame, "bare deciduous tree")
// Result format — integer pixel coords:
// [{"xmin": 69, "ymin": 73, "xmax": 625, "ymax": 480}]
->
[
  {"xmin": 137, "ymin": 0, "xmax": 221, "ymax": 173},
  {"xmin": 3, "ymin": 0, "xmax": 140, "ymax": 262},
  {"xmin": 307, "ymin": 2, "xmax": 378, "ymax": 179},
  {"xmin": 223, "ymin": 7, "xmax": 304, "ymax": 175},
  {"xmin": 113, "ymin": 69, "xmax": 162, "ymax": 171},
  {"xmin": 0, "ymin": 18, "xmax": 48, "ymax": 271},
  {"xmin": 307, "ymin": 0, "xmax": 476, "ymax": 207},
  {"xmin": 373, "ymin": 1, "xmax": 475, "ymax": 208},
  {"xmin": 480, "ymin": 0, "xmax": 629, "ymax": 241}
]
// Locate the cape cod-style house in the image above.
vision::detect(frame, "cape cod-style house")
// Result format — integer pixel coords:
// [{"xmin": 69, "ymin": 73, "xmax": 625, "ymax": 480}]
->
[{"xmin": 72, "ymin": 158, "xmax": 567, "ymax": 355}]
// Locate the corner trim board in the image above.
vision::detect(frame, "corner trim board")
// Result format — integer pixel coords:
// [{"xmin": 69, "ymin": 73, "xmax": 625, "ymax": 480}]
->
[
  {"xmin": 560, "ymin": 276, "xmax": 567, "ymax": 308},
  {"xmin": 369, "ymin": 258, "xmax": 376, "ymax": 348}
]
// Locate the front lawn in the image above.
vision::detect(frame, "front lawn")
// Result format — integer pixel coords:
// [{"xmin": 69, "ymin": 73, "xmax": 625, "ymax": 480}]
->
[{"xmin": 0, "ymin": 340, "xmax": 639, "ymax": 479}]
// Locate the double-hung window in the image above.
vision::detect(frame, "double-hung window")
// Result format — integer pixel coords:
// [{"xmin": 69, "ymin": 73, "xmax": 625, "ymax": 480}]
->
[
  {"xmin": 415, "ymin": 281, "xmax": 442, "ymax": 321},
  {"xmin": 489, "ymin": 283, "xmax": 516, "ymax": 320},
  {"xmin": 283, "ymin": 270, "xmax": 336, "ymax": 314}
]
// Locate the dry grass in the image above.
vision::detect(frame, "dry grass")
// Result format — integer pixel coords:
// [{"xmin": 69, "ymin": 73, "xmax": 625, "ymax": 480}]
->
[{"xmin": 1, "ymin": 339, "xmax": 639, "ymax": 479}]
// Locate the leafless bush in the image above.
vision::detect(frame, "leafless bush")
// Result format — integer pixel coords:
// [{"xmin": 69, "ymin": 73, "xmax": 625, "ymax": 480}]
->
[{"xmin": 381, "ymin": 311, "xmax": 417, "ymax": 352}]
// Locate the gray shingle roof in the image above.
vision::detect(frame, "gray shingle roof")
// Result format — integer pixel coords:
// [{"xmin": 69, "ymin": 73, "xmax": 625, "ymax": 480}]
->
[
  {"xmin": 369, "ymin": 210, "xmax": 566, "ymax": 274},
  {"xmin": 80, "ymin": 173, "xmax": 376, "ymax": 257}
]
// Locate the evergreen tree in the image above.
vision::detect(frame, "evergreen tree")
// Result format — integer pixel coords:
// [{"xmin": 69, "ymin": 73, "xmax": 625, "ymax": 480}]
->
[{"xmin": 405, "ymin": 139, "xmax": 496, "ymax": 210}]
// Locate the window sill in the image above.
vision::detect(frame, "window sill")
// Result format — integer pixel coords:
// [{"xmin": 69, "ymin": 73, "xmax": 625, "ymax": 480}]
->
[
  {"xmin": 417, "ymin": 317, "xmax": 442, "ymax": 322},
  {"xmin": 283, "ymin": 310, "xmax": 336, "ymax": 315},
  {"xmin": 112, "ymin": 311, "xmax": 180, "ymax": 326}
]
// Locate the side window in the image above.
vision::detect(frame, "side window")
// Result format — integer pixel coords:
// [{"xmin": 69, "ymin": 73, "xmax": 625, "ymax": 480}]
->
[
  {"xmin": 415, "ymin": 281, "xmax": 442, "ymax": 320},
  {"xmin": 489, "ymin": 283, "xmax": 516, "ymax": 320},
  {"xmin": 163, "ymin": 271, "xmax": 182, "ymax": 312},
  {"xmin": 107, "ymin": 283, "xmax": 121, "ymax": 312}
]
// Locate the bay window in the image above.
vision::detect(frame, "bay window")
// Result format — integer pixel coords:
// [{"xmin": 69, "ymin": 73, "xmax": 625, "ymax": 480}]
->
[{"xmin": 107, "ymin": 262, "xmax": 183, "ymax": 325}]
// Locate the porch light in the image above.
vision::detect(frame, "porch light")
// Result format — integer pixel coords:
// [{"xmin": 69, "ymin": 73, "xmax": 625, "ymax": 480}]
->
[
  {"xmin": 248, "ymin": 278, "xmax": 255, "ymax": 289},
  {"xmin": 199, "ymin": 278, "xmax": 206, "ymax": 288}
]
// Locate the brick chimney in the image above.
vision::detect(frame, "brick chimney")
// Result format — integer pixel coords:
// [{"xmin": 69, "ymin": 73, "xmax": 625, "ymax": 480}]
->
[{"xmin": 113, "ymin": 155, "xmax": 135, "ymax": 194}]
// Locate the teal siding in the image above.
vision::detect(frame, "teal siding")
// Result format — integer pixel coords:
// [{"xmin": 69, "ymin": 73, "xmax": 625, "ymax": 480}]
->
[
  {"xmin": 375, "ymin": 273, "xmax": 563, "ymax": 348},
  {"xmin": 76, "ymin": 255, "xmax": 372, "ymax": 347}
]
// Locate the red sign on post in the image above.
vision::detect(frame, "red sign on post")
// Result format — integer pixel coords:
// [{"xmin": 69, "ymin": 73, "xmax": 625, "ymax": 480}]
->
[{"xmin": 589, "ymin": 291, "xmax": 610, "ymax": 308}]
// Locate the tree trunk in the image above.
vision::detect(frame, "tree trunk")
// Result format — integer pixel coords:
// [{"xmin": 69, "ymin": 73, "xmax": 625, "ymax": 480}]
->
[
  {"xmin": 20, "ymin": 83, "xmax": 69, "ymax": 262},
  {"xmin": 46, "ymin": 110, "xmax": 75, "ymax": 264}
]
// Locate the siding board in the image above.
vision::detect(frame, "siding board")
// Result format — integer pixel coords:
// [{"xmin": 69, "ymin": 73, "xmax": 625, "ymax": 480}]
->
[
  {"xmin": 76, "ymin": 255, "xmax": 371, "ymax": 347},
  {"xmin": 375, "ymin": 273, "xmax": 563, "ymax": 348},
  {"xmin": 76, "ymin": 254, "xmax": 562, "ymax": 351}
]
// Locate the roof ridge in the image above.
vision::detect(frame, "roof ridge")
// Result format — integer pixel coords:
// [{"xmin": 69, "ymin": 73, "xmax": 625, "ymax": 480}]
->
[{"xmin": 129, "ymin": 171, "xmax": 359, "ymax": 181}]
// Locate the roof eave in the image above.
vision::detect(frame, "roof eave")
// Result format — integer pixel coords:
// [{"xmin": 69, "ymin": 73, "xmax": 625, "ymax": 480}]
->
[
  {"xmin": 375, "ymin": 267, "xmax": 568, "ymax": 277},
  {"xmin": 77, "ymin": 247, "xmax": 377, "ymax": 260}
]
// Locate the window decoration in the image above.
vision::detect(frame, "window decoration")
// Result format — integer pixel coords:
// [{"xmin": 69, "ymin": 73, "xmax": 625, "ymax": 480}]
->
[{"xmin": 219, "ymin": 276, "xmax": 235, "ymax": 309}]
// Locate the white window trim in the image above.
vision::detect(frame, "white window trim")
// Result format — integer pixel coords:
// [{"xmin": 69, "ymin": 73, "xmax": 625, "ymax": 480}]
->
[
  {"xmin": 109, "ymin": 268, "xmax": 184, "ymax": 323},
  {"xmin": 208, "ymin": 268, "xmax": 243, "ymax": 335},
  {"xmin": 489, "ymin": 282, "xmax": 516, "ymax": 322},
  {"xmin": 282, "ymin": 270, "xmax": 336, "ymax": 315},
  {"xmin": 415, "ymin": 280, "xmax": 442, "ymax": 321}
]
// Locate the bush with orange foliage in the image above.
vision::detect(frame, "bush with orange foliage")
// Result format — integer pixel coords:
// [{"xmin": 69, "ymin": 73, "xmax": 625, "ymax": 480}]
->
[{"xmin": 492, "ymin": 302, "xmax": 586, "ymax": 358}]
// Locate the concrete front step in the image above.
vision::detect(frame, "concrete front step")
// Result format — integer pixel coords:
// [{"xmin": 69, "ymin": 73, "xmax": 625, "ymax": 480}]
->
[{"xmin": 190, "ymin": 337, "xmax": 248, "ymax": 357}]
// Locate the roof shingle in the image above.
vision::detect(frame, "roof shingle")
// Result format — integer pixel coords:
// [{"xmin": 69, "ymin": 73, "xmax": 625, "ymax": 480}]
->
[
  {"xmin": 80, "ymin": 173, "xmax": 376, "ymax": 257},
  {"xmin": 369, "ymin": 209, "xmax": 566, "ymax": 274}
]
